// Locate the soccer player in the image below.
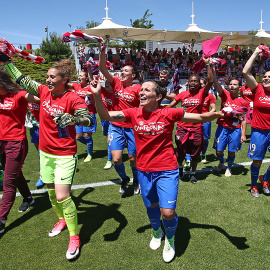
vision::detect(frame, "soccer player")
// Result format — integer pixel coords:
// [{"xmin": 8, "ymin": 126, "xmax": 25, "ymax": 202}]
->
[
  {"xmin": 212, "ymin": 67, "xmax": 249, "ymax": 177},
  {"xmin": 0, "ymin": 68, "xmax": 38, "ymax": 234},
  {"xmin": 169, "ymin": 59, "xmax": 213, "ymax": 183},
  {"xmin": 242, "ymin": 46, "xmax": 270, "ymax": 197},
  {"xmin": 90, "ymin": 79, "xmax": 223, "ymax": 263},
  {"xmin": 2, "ymin": 55, "xmax": 93, "ymax": 260},
  {"xmin": 99, "ymin": 42, "xmax": 143, "ymax": 195},
  {"xmin": 68, "ymin": 70, "xmax": 96, "ymax": 163},
  {"xmin": 200, "ymin": 78, "xmax": 216, "ymax": 163}
]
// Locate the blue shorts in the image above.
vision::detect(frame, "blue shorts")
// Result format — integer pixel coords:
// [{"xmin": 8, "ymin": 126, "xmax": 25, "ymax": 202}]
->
[
  {"xmin": 75, "ymin": 114, "xmax": 97, "ymax": 134},
  {"xmin": 213, "ymin": 125, "xmax": 242, "ymax": 152},
  {"xmin": 202, "ymin": 122, "xmax": 211, "ymax": 140},
  {"xmin": 248, "ymin": 128, "xmax": 270, "ymax": 160},
  {"xmin": 138, "ymin": 169, "xmax": 179, "ymax": 209},
  {"xmin": 30, "ymin": 126, "xmax": 39, "ymax": 144},
  {"xmin": 101, "ymin": 120, "xmax": 110, "ymax": 136},
  {"xmin": 109, "ymin": 124, "xmax": 136, "ymax": 155}
]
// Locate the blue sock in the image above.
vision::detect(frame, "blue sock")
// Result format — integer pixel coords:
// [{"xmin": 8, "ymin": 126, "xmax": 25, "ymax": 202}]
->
[
  {"xmin": 85, "ymin": 137, "xmax": 93, "ymax": 156},
  {"xmin": 131, "ymin": 166, "xmax": 138, "ymax": 181},
  {"xmin": 162, "ymin": 213, "xmax": 178, "ymax": 240},
  {"xmin": 251, "ymin": 164, "xmax": 260, "ymax": 186},
  {"xmin": 217, "ymin": 153, "xmax": 225, "ymax": 164},
  {"xmin": 77, "ymin": 137, "xmax": 86, "ymax": 144},
  {"xmin": 186, "ymin": 154, "xmax": 191, "ymax": 162},
  {"xmin": 263, "ymin": 166, "xmax": 270, "ymax": 181},
  {"xmin": 227, "ymin": 155, "xmax": 235, "ymax": 169},
  {"xmin": 202, "ymin": 140, "xmax": 209, "ymax": 156},
  {"xmin": 107, "ymin": 143, "xmax": 112, "ymax": 162},
  {"xmin": 37, "ymin": 148, "xmax": 40, "ymax": 155},
  {"xmin": 114, "ymin": 163, "xmax": 127, "ymax": 180},
  {"xmin": 147, "ymin": 205, "xmax": 161, "ymax": 231}
]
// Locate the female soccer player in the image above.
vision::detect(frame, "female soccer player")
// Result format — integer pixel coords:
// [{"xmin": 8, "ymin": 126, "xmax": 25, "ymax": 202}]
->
[
  {"xmin": 212, "ymin": 67, "xmax": 249, "ymax": 177},
  {"xmin": 99, "ymin": 42, "xmax": 143, "ymax": 195},
  {"xmin": 243, "ymin": 46, "xmax": 270, "ymax": 197},
  {"xmin": 68, "ymin": 70, "xmax": 97, "ymax": 162},
  {"xmin": 0, "ymin": 68, "xmax": 38, "ymax": 234},
  {"xmin": 2, "ymin": 55, "xmax": 92, "ymax": 260},
  {"xmin": 169, "ymin": 59, "xmax": 213, "ymax": 183},
  {"xmin": 90, "ymin": 79, "xmax": 223, "ymax": 263}
]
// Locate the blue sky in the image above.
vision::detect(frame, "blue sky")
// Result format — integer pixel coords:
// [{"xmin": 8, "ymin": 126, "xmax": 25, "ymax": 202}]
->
[{"xmin": 0, "ymin": 0, "xmax": 269, "ymax": 48}]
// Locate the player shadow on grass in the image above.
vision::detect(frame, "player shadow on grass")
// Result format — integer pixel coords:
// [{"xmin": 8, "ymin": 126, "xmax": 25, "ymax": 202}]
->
[
  {"xmin": 0, "ymin": 193, "xmax": 51, "ymax": 237},
  {"xmin": 137, "ymin": 216, "xmax": 249, "ymax": 259},
  {"xmin": 72, "ymin": 187, "xmax": 128, "ymax": 247},
  {"xmin": 175, "ymin": 216, "xmax": 249, "ymax": 257}
]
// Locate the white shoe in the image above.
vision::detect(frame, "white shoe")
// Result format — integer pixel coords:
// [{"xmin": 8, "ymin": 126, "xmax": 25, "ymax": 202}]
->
[
  {"xmin": 149, "ymin": 228, "xmax": 163, "ymax": 250},
  {"xmin": 225, "ymin": 168, "xmax": 232, "ymax": 177},
  {"xmin": 84, "ymin": 155, "xmax": 92, "ymax": 162},
  {"xmin": 104, "ymin": 160, "xmax": 112, "ymax": 170},
  {"xmin": 133, "ymin": 181, "xmax": 141, "ymax": 195},
  {"xmin": 163, "ymin": 236, "xmax": 175, "ymax": 263},
  {"xmin": 66, "ymin": 235, "xmax": 81, "ymax": 260},
  {"xmin": 216, "ymin": 162, "xmax": 224, "ymax": 171}
]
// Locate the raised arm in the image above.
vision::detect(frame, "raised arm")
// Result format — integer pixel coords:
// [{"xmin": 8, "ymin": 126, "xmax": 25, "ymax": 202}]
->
[
  {"xmin": 98, "ymin": 42, "xmax": 114, "ymax": 84},
  {"xmin": 0, "ymin": 54, "xmax": 40, "ymax": 96},
  {"xmin": 211, "ymin": 64, "xmax": 224, "ymax": 96},
  {"xmin": 242, "ymin": 47, "xmax": 261, "ymax": 90},
  {"xmin": 90, "ymin": 80, "xmax": 126, "ymax": 122},
  {"xmin": 203, "ymin": 58, "xmax": 214, "ymax": 95}
]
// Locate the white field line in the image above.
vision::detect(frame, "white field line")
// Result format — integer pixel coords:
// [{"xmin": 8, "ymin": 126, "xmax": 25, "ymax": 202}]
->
[{"xmin": 1, "ymin": 159, "xmax": 270, "ymax": 199}]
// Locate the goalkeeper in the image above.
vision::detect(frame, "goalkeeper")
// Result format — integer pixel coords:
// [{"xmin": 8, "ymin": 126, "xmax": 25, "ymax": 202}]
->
[{"xmin": 1, "ymin": 53, "xmax": 92, "ymax": 261}]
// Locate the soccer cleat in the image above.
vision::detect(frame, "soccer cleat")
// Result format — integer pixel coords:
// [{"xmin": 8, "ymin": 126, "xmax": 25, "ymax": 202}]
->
[
  {"xmin": 66, "ymin": 235, "xmax": 81, "ymax": 260},
  {"xmin": 133, "ymin": 180, "xmax": 140, "ymax": 195},
  {"xmin": 250, "ymin": 186, "xmax": 260, "ymax": 198},
  {"xmin": 0, "ymin": 221, "xmax": 5, "ymax": 234},
  {"xmin": 104, "ymin": 160, "xmax": 112, "ymax": 170},
  {"xmin": 179, "ymin": 166, "xmax": 184, "ymax": 179},
  {"xmin": 216, "ymin": 162, "xmax": 225, "ymax": 171},
  {"xmin": 48, "ymin": 220, "xmax": 67, "ymax": 237},
  {"xmin": 259, "ymin": 175, "xmax": 270, "ymax": 194},
  {"xmin": 163, "ymin": 236, "xmax": 175, "ymax": 263},
  {"xmin": 84, "ymin": 155, "xmax": 92, "ymax": 163},
  {"xmin": 225, "ymin": 168, "xmax": 232, "ymax": 177},
  {"xmin": 18, "ymin": 197, "xmax": 35, "ymax": 212},
  {"xmin": 189, "ymin": 174, "xmax": 197, "ymax": 184},
  {"xmin": 119, "ymin": 177, "xmax": 130, "ymax": 194},
  {"xmin": 201, "ymin": 156, "xmax": 207, "ymax": 163},
  {"xmin": 150, "ymin": 227, "xmax": 163, "ymax": 250},
  {"xmin": 35, "ymin": 178, "xmax": 44, "ymax": 188}
]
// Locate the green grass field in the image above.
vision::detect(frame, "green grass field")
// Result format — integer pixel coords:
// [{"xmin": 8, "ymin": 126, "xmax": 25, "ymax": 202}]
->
[{"xmin": 1, "ymin": 99, "xmax": 270, "ymax": 270}]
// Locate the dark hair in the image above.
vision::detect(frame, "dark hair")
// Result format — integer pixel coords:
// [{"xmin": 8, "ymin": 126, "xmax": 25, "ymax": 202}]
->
[
  {"xmin": 151, "ymin": 80, "xmax": 168, "ymax": 104},
  {"xmin": 159, "ymin": 70, "xmax": 170, "ymax": 77},
  {"xmin": 125, "ymin": 65, "xmax": 144, "ymax": 84},
  {"xmin": 226, "ymin": 76, "xmax": 242, "ymax": 87},
  {"xmin": 0, "ymin": 67, "xmax": 21, "ymax": 94},
  {"xmin": 188, "ymin": 73, "xmax": 202, "ymax": 89}
]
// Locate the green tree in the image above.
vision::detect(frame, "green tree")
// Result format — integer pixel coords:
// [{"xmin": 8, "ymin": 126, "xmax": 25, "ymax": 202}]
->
[
  {"xmin": 248, "ymin": 30, "xmax": 257, "ymax": 35},
  {"xmin": 130, "ymin": 9, "xmax": 154, "ymax": 50},
  {"xmin": 37, "ymin": 32, "xmax": 72, "ymax": 62}
]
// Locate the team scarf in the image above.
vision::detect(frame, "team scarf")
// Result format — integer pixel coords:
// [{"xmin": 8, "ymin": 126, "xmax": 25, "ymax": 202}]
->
[
  {"xmin": 83, "ymin": 57, "xmax": 113, "ymax": 75},
  {"xmin": 0, "ymin": 37, "xmax": 45, "ymax": 64},
  {"xmin": 258, "ymin": 45, "xmax": 270, "ymax": 58}
]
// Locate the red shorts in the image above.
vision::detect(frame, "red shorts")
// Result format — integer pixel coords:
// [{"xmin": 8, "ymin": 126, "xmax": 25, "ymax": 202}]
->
[{"xmin": 175, "ymin": 126, "xmax": 204, "ymax": 162}]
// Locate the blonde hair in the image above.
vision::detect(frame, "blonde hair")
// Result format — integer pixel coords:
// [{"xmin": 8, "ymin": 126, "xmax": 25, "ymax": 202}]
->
[{"xmin": 51, "ymin": 59, "xmax": 75, "ymax": 83}]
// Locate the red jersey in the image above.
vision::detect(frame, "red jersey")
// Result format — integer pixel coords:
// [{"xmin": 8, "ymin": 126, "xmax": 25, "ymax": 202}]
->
[
  {"xmin": 0, "ymin": 90, "xmax": 28, "ymax": 141},
  {"xmin": 28, "ymin": 102, "xmax": 40, "ymax": 122},
  {"xmin": 123, "ymin": 106, "xmax": 185, "ymax": 172},
  {"xmin": 240, "ymin": 85, "xmax": 253, "ymax": 103},
  {"xmin": 251, "ymin": 84, "xmax": 270, "ymax": 130},
  {"xmin": 217, "ymin": 90, "xmax": 249, "ymax": 129},
  {"xmin": 101, "ymin": 87, "xmax": 113, "ymax": 111},
  {"xmin": 38, "ymin": 85, "xmax": 87, "ymax": 155},
  {"xmin": 111, "ymin": 77, "xmax": 141, "ymax": 128},
  {"xmin": 174, "ymin": 88, "xmax": 206, "ymax": 128},
  {"xmin": 202, "ymin": 93, "xmax": 216, "ymax": 113},
  {"xmin": 72, "ymin": 83, "xmax": 96, "ymax": 114}
]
